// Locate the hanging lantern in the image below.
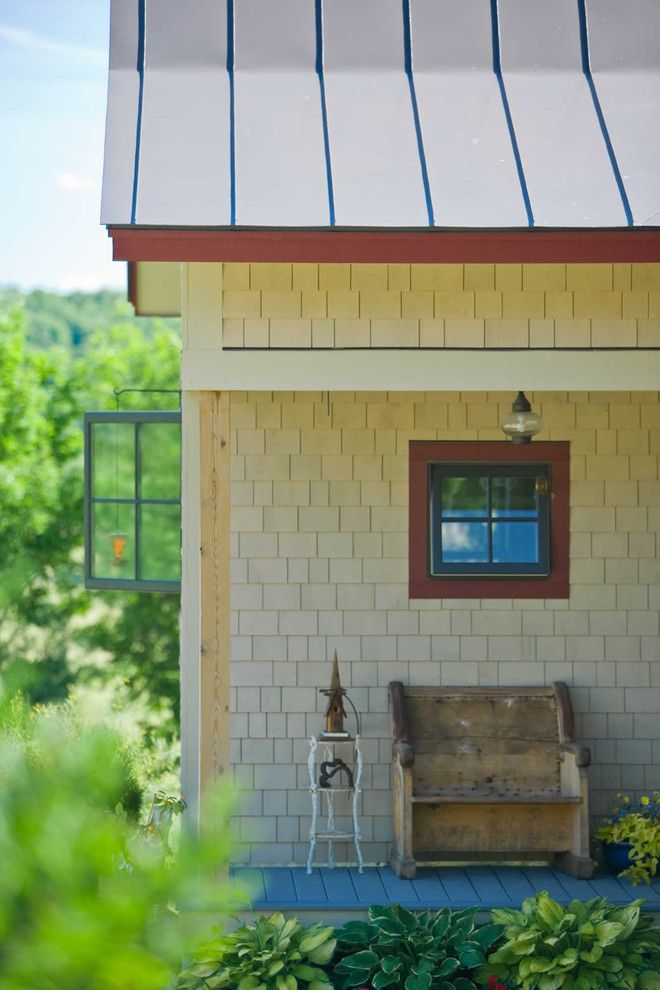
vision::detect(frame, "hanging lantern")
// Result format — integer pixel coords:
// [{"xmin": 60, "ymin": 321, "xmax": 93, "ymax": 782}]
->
[
  {"xmin": 500, "ymin": 391, "xmax": 542, "ymax": 443},
  {"xmin": 109, "ymin": 533, "xmax": 128, "ymax": 566},
  {"xmin": 84, "ymin": 410, "xmax": 181, "ymax": 592}
]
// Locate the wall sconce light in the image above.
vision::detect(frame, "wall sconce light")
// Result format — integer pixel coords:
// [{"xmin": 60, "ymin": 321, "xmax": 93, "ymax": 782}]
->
[{"xmin": 501, "ymin": 391, "xmax": 542, "ymax": 443}]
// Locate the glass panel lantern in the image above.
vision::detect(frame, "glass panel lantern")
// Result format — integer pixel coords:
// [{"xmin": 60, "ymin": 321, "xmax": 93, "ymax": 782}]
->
[{"xmin": 84, "ymin": 411, "xmax": 181, "ymax": 591}]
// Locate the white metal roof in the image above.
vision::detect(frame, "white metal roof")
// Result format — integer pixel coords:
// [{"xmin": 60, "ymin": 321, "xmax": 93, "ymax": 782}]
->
[{"xmin": 101, "ymin": 0, "xmax": 660, "ymax": 229}]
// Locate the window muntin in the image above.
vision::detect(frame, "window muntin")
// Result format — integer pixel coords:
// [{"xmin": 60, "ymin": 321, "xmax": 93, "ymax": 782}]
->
[{"xmin": 429, "ymin": 463, "xmax": 549, "ymax": 576}]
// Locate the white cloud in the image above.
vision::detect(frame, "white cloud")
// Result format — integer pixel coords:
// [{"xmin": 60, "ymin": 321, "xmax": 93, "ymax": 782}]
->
[
  {"xmin": 0, "ymin": 23, "xmax": 105, "ymax": 62},
  {"xmin": 56, "ymin": 172, "xmax": 95, "ymax": 192}
]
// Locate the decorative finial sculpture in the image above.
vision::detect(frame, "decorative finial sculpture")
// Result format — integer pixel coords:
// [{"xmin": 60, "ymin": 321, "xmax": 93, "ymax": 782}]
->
[{"xmin": 319, "ymin": 652, "xmax": 351, "ymax": 740}]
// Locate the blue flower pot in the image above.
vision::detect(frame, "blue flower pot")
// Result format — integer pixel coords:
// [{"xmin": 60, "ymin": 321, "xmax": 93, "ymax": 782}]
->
[{"xmin": 602, "ymin": 841, "xmax": 634, "ymax": 875}]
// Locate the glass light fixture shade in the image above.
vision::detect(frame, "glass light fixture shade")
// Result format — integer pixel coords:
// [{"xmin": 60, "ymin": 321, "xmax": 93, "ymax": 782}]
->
[{"xmin": 501, "ymin": 391, "xmax": 542, "ymax": 443}]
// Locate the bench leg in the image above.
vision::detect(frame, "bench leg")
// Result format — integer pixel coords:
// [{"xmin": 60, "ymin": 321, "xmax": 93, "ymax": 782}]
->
[
  {"xmin": 552, "ymin": 850, "xmax": 595, "ymax": 879},
  {"xmin": 389, "ymin": 847, "xmax": 417, "ymax": 879}
]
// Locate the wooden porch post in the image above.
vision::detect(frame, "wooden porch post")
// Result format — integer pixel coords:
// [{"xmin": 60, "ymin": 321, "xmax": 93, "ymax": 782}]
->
[
  {"xmin": 199, "ymin": 390, "xmax": 231, "ymax": 792},
  {"xmin": 179, "ymin": 264, "xmax": 230, "ymax": 826}
]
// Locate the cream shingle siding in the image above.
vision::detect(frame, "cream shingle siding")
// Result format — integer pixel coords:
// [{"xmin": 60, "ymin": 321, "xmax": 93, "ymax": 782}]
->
[
  {"xmin": 228, "ymin": 389, "xmax": 660, "ymax": 864},
  {"xmin": 221, "ymin": 264, "xmax": 660, "ymax": 350}
]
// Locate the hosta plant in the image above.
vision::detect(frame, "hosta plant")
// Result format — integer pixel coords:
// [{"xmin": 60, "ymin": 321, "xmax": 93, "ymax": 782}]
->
[
  {"xmin": 480, "ymin": 891, "xmax": 660, "ymax": 990},
  {"xmin": 333, "ymin": 903, "xmax": 503, "ymax": 990},
  {"xmin": 595, "ymin": 792, "xmax": 660, "ymax": 885},
  {"xmin": 176, "ymin": 913, "xmax": 336, "ymax": 990}
]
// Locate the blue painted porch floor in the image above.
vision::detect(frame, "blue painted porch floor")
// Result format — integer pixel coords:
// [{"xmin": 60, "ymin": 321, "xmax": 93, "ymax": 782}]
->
[{"xmin": 232, "ymin": 865, "xmax": 660, "ymax": 913}]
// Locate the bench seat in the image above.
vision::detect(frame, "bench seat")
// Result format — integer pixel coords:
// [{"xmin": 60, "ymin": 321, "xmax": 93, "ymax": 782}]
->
[{"xmin": 389, "ymin": 682, "xmax": 594, "ymax": 880}]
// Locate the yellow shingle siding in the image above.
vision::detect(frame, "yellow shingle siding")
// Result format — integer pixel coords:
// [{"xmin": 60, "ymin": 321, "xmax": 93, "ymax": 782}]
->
[{"xmin": 221, "ymin": 264, "xmax": 660, "ymax": 349}]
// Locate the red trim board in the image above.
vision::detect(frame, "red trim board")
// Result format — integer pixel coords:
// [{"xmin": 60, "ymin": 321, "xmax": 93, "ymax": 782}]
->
[{"xmin": 109, "ymin": 227, "xmax": 660, "ymax": 264}]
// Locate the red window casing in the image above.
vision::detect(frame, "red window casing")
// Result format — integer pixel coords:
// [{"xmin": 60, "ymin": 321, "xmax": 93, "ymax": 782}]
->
[{"xmin": 409, "ymin": 441, "xmax": 570, "ymax": 600}]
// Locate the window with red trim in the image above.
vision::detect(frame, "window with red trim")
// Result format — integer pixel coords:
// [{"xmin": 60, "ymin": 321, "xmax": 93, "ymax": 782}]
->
[{"xmin": 409, "ymin": 441, "xmax": 569, "ymax": 599}]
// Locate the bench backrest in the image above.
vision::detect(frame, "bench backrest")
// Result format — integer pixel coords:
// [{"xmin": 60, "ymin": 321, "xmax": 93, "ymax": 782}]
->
[{"xmin": 398, "ymin": 686, "xmax": 563, "ymax": 797}]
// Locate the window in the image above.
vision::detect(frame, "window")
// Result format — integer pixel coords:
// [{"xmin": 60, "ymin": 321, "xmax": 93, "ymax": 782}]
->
[
  {"xmin": 84, "ymin": 411, "xmax": 181, "ymax": 592},
  {"xmin": 409, "ymin": 441, "xmax": 569, "ymax": 599}
]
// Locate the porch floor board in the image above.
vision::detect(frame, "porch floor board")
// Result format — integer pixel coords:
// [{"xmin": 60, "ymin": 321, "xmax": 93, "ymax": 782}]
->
[{"xmin": 232, "ymin": 865, "xmax": 660, "ymax": 914}]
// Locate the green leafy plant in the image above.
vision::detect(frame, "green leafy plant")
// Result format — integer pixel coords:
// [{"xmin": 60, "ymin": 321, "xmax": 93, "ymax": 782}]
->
[
  {"xmin": 480, "ymin": 891, "xmax": 660, "ymax": 990},
  {"xmin": 333, "ymin": 903, "xmax": 503, "ymax": 990},
  {"xmin": 595, "ymin": 792, "xmax": 660, "ymax": 885},
  {"xmin": 177, "ymin": 912, "xmax": 337, "ymax": 990},
  {"xmin": 0, "ymin": 692, "xmax": 235, "ymax": 989}
]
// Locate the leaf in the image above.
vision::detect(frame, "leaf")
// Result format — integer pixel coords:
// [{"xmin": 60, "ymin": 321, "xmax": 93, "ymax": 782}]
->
[
  {"xmin": 457, "ymin": 947, "xmax": 485, "ymax": 969},
  {"xmin": 381, "ymin": 957, "xmax": 403, "ymax": 975},
  {"xmin": 336, "ymin": 951, "xmax": 379, "ymax": 972},
  {"xmin": 368, "ymin": 905, "xmax": 409, "ymax": 937},
  {"xmin": 452, "ymin": 980, "xmax": 477, "ymax": 990},
  {"xmin": 404, "ymin": 972, "xmax": 431, "ymax": 990},
  {"xmin": 413, "ymin": 959, "xmax": 435, "ymax": 975},
  {"xmin": 594, "ymin": 922, "xmax": 625, "ymax": 947},
  {"xmin": 338, "ymin": 922, "xmax": 378, "ymax": 946},
  {"xmin": 436, "ymin": 958, "xmax": 460, "ymax": 979},
  {"xmin": 470, "ymin": 924, "xmax": 504, "ymax": 950},
  {"xmin": 292, "ymin": 965, "xmax": 327, "ymax": 982},
  {"xmin": 341, "ymin": 974, "xmax": 372, "ymax": 990},
  {"xmin": 535, "ymin": 893, "xmax": 566, "ymax": 932},
  {"xmin": 307, "ymin": 982, "xmax": 333, "ymax": 990},
  {"xmin": 640, "ymin": 973, "xmax": 660, "ymax": 990},
  {"xmin": 299, "ymin": 930, "xmax": 334, "ymax": 954},
  {"xmin": 431, "ymin": 910, "xmax": 451, "ymax": 939},
  {"xmin": 307, "ymin": 939, "xmax": 336, "ymax": 966},
  {"xmin": 372, "ymin": 971, "xmax": 400, "ymax": 990}
]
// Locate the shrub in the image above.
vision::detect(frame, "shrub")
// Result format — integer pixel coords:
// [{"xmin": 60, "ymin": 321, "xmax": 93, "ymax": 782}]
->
[
  {"xmin": 0, "ymin": 693, "xmax": 234, "ymax": 989},
  {"xmin": 480, "ymin": 891, "xmax": 660, "ymax": 990},
  {"xmin": 176, "ymin": 912, "xmax": 336, "ymax": 990},
  {"xmin": 333, "ymin": 903, "xmax": 503, "ymax": 990}
]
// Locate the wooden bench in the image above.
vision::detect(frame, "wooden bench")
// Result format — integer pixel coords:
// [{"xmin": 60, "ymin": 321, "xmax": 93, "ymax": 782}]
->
[{"xmin": 388, "ymin": 682, "xmax": 593, "ymax": 880}]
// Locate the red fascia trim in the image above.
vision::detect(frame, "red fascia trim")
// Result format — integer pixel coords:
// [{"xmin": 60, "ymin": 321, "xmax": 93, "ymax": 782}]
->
[
  {"xmin": 408, "ymin": 440, "xmax": 570, "ymax": 601},
  {"xmin": 108, "ymin": 227, "xmax": 660, "ymax": 264}
]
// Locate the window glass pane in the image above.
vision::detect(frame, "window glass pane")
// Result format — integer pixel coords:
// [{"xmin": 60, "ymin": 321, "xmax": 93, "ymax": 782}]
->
[
  {"xmin": 492, "ymin": 522, "xmax": 539, "ymax": 563},
  {"xmin": 139, "ymin": 422, "xmax": 180, "ymax": 500},
  {"xmin": 442, "ymin": 522, "xmax": 488, "ymax": 562},
  {"xmin": 92, "ymin": 502, "xmax": 136, "ymax": 579},
  {"xmin": 139, "ymin": 504, "xmax": 181, "ymax": 582},
  {"xmin": 441, "ymin": 476, "xmax": 488, "ymax": 518},
  {"xmin": 92, "ymin": 423, "xmax": 134, "ymax": 499},
  {"xmin": 492, "ymin": 475, "xmax": 538, "ymax": 518}
]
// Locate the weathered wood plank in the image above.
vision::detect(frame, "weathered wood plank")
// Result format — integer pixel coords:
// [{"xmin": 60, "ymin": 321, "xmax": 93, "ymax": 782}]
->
[{"xmin": 199, "ymin": 391, "xmax": 231, "ymax": 793}]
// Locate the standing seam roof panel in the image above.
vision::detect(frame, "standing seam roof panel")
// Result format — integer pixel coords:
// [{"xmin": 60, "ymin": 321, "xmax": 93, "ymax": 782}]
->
[
  {"xmin": 101, "ymin": 0, "xmax": 140, "ymax": 224},
  {"xmin": 497, "ymin": 0, "xmax": 628, "ymax": 227},
  {"xmin": 322, "ymin": 0, "xmax": 429, "ymax": 228},
  {"xmin": 586, "ymin": 0, "xmax": 660, "ymax": 226},
  {"xmin": 233, "ymin": 0, "xmax": 329, "ymax": 227},
  {"xmin": 411, "ymin": 0, "xmax": 528, "ymax": 228},
  {"xmin": 135, "ymin": 0, "xmax": 231, "ymax": 226}
]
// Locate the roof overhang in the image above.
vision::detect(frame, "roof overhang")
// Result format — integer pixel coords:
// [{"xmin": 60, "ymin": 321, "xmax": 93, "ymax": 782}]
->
[
  {"xmin": 112, "ymin": 227, "xmax": 660, "ymax": 264},
  {"xmin": 103, "ymin": 0, "xmax": 660, "ymax": 244}
]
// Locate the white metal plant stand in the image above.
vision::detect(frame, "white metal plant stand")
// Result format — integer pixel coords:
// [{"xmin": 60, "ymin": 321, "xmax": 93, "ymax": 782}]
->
[{"xmin": 306, "ymin": 734, "xmax": 364, "ymax": 874}]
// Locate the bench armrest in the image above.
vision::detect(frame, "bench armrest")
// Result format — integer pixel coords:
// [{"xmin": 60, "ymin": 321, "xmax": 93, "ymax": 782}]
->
[
  {"xmin": 562, "ymin": 741, "xmax": 591, "ymax": 767},
  {"xmin": 393, "ymin": 740, "xmax": 415, "ymax": 768}
]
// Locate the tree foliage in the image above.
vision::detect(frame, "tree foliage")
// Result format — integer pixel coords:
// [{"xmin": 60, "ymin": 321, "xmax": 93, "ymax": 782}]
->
[{"xmin": 0, "ymin": 300, "xmax": 182, "ymax": 734}]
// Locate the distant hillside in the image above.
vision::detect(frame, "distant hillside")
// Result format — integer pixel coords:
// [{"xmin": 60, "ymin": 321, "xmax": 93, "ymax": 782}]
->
[{"xmin": 0, "ymin": 287, "xmax": 180, "ymax": 352}]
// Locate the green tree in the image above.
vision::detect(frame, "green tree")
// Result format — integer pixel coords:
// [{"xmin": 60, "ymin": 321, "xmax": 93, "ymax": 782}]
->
[{"xmin": 0, "ymin": 308, "xmax": 182, "ymax": 734}]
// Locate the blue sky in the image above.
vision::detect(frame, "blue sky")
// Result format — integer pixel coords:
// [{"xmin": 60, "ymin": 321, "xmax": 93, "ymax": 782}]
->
[{"xmin": 0, "ymin": 0, "xmax": 125, "ymax": 291}]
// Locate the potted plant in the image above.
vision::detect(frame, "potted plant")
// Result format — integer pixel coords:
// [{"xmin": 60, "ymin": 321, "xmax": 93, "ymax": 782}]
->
[{"xmin": 595, "ymin": 791, "xmax": 660, "ymax": 885}]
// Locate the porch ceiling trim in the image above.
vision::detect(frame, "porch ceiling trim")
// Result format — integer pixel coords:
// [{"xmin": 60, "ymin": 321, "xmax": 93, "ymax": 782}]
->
[
  {"xmin": 111, "ymin": 227, "xmax": 660, "ymax": 264},
  {"xmin": 181, "ymin": 348, "xmax": 660, "ymax": 393}
]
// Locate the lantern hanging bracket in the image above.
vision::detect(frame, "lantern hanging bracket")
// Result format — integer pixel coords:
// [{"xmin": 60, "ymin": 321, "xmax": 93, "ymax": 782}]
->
[{"xmin": 113, "ymin": 387, "xmax": 181, "ymax": 410}]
